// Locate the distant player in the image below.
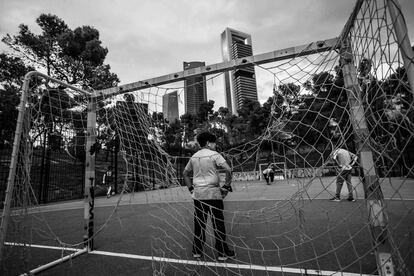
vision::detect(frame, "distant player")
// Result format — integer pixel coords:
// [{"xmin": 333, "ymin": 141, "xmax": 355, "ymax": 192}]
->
[
  {"xmin": 262, "ymin": 164, "xmax": 275, "ymax": 184},
  {"xmin": 330, "ymin": 148, "xmax": 358, "ymax": 202},
  {"xmin": 103, "ymin": 165, "xmax": 115, "ymax": 198}
]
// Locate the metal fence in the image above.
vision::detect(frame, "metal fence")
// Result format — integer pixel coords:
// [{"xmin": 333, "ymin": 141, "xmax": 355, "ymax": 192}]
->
[
  {"xmin": 31, "ymin": 148, "xmax": 85, "ymax": 203},
  {"xmin": 0, "ymin": 149, "xmax": 12, "ymax": 208},
  {"xmin": 0, "ymin": 147, "xmax": 85, "ymax": 207},
  {"xmin": 1, "ymin": 144, "xmax": 411, "ymax": 207},
  {"xmin": 0, "ymin": 146, "xmax": 192, "ymax": 207}
]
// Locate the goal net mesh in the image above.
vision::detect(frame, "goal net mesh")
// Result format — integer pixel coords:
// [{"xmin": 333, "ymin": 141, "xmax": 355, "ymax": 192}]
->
[{"xmin": 2, "ymin": 0, "xmax": 413, "ymax": 275}]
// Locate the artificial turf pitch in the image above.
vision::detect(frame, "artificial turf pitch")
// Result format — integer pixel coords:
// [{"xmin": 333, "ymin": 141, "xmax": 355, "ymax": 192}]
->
[{"xmin": 3, "ymin": 198, "xmax": 413, "ymax": 276}]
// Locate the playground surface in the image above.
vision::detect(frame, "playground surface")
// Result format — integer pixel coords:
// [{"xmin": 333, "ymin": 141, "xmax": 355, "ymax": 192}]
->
[{"xmin": 2, "ymin": 176, "xmax": 414, "ymax": 276}]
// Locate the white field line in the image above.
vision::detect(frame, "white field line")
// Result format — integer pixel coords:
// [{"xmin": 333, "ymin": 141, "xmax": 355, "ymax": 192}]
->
[
  {"xmin": 92, "ymin": 250, "xmax": 377, "ymax": 276},
  {"xmin": 5, "ymin": 242, "xmax": 81, "ymax": 251},
  {"xmin": 6, "ymin": 242, "xmax": 376, "ymax": 276}
]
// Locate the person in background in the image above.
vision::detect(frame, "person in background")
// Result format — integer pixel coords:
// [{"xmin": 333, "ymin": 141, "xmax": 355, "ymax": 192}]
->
[
  {"xmin": 262, "ymin": 164, "xmax": 274, "ymax": 185},
  {"xmin": 269, "ymin": 164, "xmax": 277, "ymax": 182},
  {"xmin": 183, "ymin": 132, "xmax": 235, "ymax": 261},
  {"xmin": 330, "ymin": 147, "xmax": 358, "ymax": 202},
  {"xmin": 103, "ymin": 165, "xmax": 115, "ymax": 198}
]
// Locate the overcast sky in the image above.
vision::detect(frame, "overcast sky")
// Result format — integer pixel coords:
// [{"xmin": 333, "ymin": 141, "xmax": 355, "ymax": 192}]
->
[{"xmin": 1, "ymin": 0, "xmax": 413, "ymax": 112}]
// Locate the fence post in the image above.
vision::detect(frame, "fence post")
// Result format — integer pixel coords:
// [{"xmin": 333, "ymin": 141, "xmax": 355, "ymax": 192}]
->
[
  {"xmin": 83, "ymin": 95, "xmax": 97, "ymax": 251},
  {"xmin": 340, "ymin": 38, "xmax": 407, "ymax": 275}
]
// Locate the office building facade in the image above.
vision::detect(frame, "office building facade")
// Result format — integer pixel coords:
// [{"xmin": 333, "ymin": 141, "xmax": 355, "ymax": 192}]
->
[
  {"xmin": 162, "ymin": 90, "xmax": 179, "ymax": 124},
  {"xmin": 183, "ymin": 61, "xmax": 207, "ymax": 115},
  {"xmin": 221, "ymin": 27, "xmax": 258, "ymax": 115}
]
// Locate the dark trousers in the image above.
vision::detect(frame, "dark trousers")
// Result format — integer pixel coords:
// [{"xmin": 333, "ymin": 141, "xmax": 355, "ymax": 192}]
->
[
  {"xmin": 193, "ymin": 199, "xmax": 229, "ymax": 254},
  {"xmin": 336, "ymin": 169, "xmax": 353, "ymax": 198},
  {"xmin": 263, "ymin": 172, "xmax": 275, "ymax": 184},
  {"xmin": 263, "ymin": 174, "xmax": 269, "ymax": 184},
  {"xmin": 269, "ymin": 172, "xmax": 275, "ymax": 182}
]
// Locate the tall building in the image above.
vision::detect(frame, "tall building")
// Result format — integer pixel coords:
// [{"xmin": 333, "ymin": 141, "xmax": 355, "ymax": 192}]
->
[
  {"xmin": 221, "ymin": 27, "xmax": 258, "ymax": 115},
  {"xmin": 162, "ymin": 90, "xmax": 179, "ymax": 124},
  {"xmin": 183, "ymin": 61, "xmax": 207, "ymax": 115}
]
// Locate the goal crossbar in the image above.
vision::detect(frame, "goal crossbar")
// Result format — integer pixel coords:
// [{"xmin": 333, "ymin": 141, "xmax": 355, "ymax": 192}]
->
[{"xmin": 95, "ymin": 37, "xmax": 340, "ymax": 98}]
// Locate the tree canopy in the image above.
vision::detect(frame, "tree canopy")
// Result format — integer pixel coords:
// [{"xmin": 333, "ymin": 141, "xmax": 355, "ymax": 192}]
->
[
  {"xmin": 0, "ymin": 54, "xmax": 34, "ymax": 147},
  {"xmin": 2, "ymin": 13, "xmax": 119, "ymax": 90},
  {"xmin": 1, "ymin": 13, "xmax": 120, "ymax": 151}
]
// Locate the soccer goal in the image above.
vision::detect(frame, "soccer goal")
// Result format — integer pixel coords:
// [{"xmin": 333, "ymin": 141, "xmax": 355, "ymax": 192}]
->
[{"xmin": 1, "ymin": 0, "xmax": 414, "ymax": 275}]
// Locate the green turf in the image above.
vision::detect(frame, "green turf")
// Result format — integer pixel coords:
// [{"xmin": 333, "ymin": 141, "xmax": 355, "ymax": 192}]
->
[{"xmin": 4, "ymin": 198, "xmax": 413, "ymax": 275}]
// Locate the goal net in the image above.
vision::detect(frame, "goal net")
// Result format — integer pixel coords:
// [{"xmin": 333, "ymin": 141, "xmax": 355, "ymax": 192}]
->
[{"xmin": 1, "ymin": 0, "xmax": 413, "ymax": 275}]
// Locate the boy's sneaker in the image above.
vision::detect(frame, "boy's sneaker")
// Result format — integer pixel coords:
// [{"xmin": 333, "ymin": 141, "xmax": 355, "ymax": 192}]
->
[
  {"xmin": 225, "ymin": 250, "xmax": 235, "ymax": 258},
  {"xmin": 330, "ymin": 196, "xmax": 341, "ymax": 202},
  {"xmin": 217, "ymin": 255, "xmax": 228, "ymax": 261},
  {"xmin": 217, "ymin": 250, "xmax": 235, "ymax": 261},
  {"xmin": 193, "ymin": 253, "xmax": 202, "ymax": 258},
  {"xmin": 347, "ymin": 197, "xmax": 356, "ymax": 202}
]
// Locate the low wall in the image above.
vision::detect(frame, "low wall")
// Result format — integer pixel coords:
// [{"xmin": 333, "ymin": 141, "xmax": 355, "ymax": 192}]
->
[{"xmin": 219, "ymin": 166, "xmax": 343, "ymax": 182}]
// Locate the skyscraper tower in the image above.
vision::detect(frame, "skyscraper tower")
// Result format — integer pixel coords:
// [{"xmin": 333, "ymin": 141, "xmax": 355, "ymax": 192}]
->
[
  {"xmin": 162, "ymin": 90, "xmax": 179, "ymax": 124},
  {"xmin": 183, "ymin": 61, "xmax": 207, "ymax": 115},
  {"xmin": 221, "ymin": 27, "xmax": 258, "ymax": 115}
]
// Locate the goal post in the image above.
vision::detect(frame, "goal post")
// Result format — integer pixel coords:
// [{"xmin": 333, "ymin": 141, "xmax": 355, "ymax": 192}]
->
[
  {"xmin": 340, "ymin": 38, "xmax": 399, "ymax": 275},
  {"xmin": 338, "ymin": 0, "xmax": 414, "ymax": 272},
  {"xmin": 0, "ymin": 71, "xmax": 93, "ymax": 265},
  {"xmin": 0, "ymin": 71, "xmax": 32, "ymax": 264},
  {"xmin": 83, "ymin": 97, "xmax": 97, "ymax": 252}
]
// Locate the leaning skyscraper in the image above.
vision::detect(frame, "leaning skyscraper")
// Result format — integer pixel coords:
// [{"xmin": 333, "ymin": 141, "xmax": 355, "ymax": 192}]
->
[{"xmin": 221, "ymin": 28, "xmax": 258, "ymax": 115}]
